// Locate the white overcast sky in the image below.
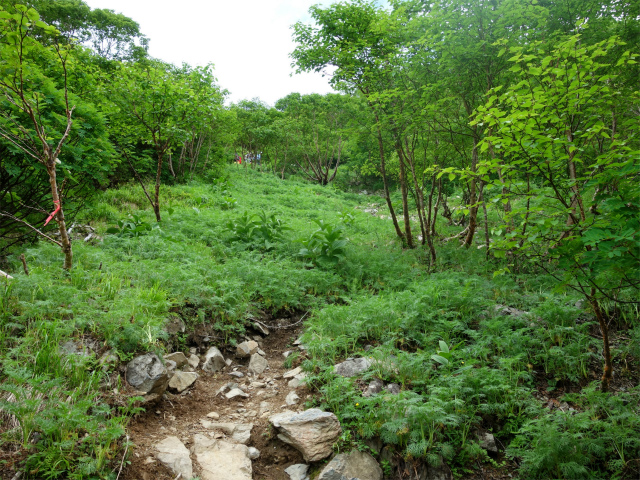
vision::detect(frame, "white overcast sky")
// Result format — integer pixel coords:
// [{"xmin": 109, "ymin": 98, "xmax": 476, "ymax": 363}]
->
[{"xmin": 83, "ymin": 0, "xmax": 337, "ymax": 106}]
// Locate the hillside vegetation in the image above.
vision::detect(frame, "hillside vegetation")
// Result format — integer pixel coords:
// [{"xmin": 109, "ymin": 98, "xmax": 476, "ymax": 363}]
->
[{"xmin": 0, "ymin": 167, "xmax": 638, "ymax": 479}]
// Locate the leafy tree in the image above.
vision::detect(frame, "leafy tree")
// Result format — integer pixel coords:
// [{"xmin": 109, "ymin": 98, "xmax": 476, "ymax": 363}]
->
[
  {"xmin": 106, "ymin": 61, "xmax": 223, "ymax": 221},
  {"xmin": 0, "ymin": 4, "xmax": 112, "ymax": 268},
  {"xmin": 473, "ymin": 34, "xmax": 640, "ymax": 391}
]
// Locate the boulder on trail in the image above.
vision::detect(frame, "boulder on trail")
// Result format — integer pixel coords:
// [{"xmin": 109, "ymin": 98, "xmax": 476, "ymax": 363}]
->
[
  {"xmin": 192, "ymin": 434, "xmax": 252, "ymax": 480},
  {"xmin": 334, "ymin": 357, "xmax": 372, "ymax": 377},
  {"xmin": 248, "ymin": 353, "xmax": 268, "ymax": 375},
  {"xmin": 236, "ymin": 340, "xmax": 259, "ymax": 358},
  {"xmin": 269, "ymin": 409, "xmax": 342, "ymax": 462},
  {"xmin": 168, "ymin": 371, "xmax": 198, "ymax": 393},
  {"xmin": 202, "ymin": 346, "xmax": 226, "ymax": 373},
  {"xmin": 126, "ymin": 353, "xmax": 169, "ymax": 395},
  {"xmin": 154, "ymin": 436, "xmax": 192, "ymax": 479},
  {"xmin": 188, "ymin": 353, "xmax": 200, "ymax": 369},
  {"xmin": 318, "ymin": 450, "xmax": 382, "ymax": 480}
]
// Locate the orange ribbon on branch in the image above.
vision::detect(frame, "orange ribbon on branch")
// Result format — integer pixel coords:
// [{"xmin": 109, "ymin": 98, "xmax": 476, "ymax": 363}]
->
[{"xmin": 44, "ymin": 200, "xmax": 61, "ymax": 226}]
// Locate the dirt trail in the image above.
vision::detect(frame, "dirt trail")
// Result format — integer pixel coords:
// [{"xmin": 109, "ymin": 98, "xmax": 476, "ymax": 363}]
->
[{"xmin": 121, "ymin": 323, "xmax": 310, "ymax": 480}]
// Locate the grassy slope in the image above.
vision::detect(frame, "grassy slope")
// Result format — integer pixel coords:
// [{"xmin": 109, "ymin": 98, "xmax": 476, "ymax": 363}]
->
[{"xmin": 0, "ymin": 166, "xmax": 638, "ymax": 479}]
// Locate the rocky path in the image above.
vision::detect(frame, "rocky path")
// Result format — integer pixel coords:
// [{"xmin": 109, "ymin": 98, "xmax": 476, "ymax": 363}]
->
[{"xmin": 120, "ymin": 322, "xmax": 331, "ymax": 480}]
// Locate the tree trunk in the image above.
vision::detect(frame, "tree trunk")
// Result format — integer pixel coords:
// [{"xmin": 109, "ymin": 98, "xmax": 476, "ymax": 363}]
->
[
  {"xmin": 396, "ymin": 145, "xmax": 414, "ymax": 248},
  {"xmin": 590, "ymin": 292, "xmax": 612, "ymax": 392},
  {"xmin": 463, "ymin": 132, "xmax": 479, "ymax": 248},
  {"xmin": 47, "ymin": 163, "xmax": 72, "ymax": 270},
  {"xmin": 154, "ymin": 150, "xmax": 163, "ymax": 222},
  {"xmin": 373, "ymin": 116, "xmax": 404, "ymax": 243}
]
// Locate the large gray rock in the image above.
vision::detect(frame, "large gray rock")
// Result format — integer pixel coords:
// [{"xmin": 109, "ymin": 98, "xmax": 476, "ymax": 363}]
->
[
  {"xmin": 318, "ymin": 450, "xmax": 382, "ymax": 480},
  {"xmin": 200, "ymin": 420, "xmax": 254, "ymax": 444},
  {"xmin": 154, "ymin": 436, "xmax": 192, "ymax": 479},
  {"xmin": 164, "ymin": 352, "xmax": 188, "ymax": 369},
  {"xmin": 126, "ymin": 353, "xmax": 169, "ymax": 395},
  {"xmin": 269, "ymin": 409, "xmax": 342, "ymax": 462},
  {"xmin": 203, "ymin": 346, "xmax": 226, "ymax": 373},
  {"xmin": 168, "ymin": 371, "xmax": 198, "ymax": 393},
  {"xmin": 334, "ymin": 357, "xmax": 372, "ymax": 377},
  {"xmin": 236, "ymin": 340, "xmax": 259, "ymax": 358},
  {"xmin": 248, "ymin": 353, "xmax": 268, "ymax": 375},
  {"xmin": 285, "ymin": 463, "xmax": 310, "ymax": 480},
  {"xmin": 192, "ymin": 434, "xmax": 252, "ymax": 480}
]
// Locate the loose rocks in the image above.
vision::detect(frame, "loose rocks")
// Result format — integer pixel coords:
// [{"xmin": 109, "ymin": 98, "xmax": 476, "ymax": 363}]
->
[
  {"xmin": 269, "ymin": 409, "xmax": 342, "ymax": 462},
  {"xmin": 200, "ymin": 421, "xmax": 254, "ymax": 444},
  {"xmin": 126, "ymin": 354, "xmax": 169, "ymax": 395}
]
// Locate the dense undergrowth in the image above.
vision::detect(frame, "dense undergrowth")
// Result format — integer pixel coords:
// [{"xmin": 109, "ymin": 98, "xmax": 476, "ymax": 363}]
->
[{"xmin": 0, "ymin": 166, "xmax": 638, "ymax": 479}]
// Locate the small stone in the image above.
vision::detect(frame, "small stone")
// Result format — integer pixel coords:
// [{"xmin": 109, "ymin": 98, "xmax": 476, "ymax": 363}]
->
[
  {"xmin": 202, "ymin": 347, "xmax": 226, "ymax": 373},
  {"xmin": 283, "ymin": 350, "xmax": 292, "ymax": 358},
  {"xmin": 206, "ymin": 412, "xmax": 220, "ymax": 419},
  {"xmin": 251, "ymin": 382, "xmax": 266, "ymax": 388},
  {"xmin": 236, "ymin": 341, "xmax": 259, "ymax": 358},
  {"xmin": 385, "ymin": 383, "xmax": 401, "ymax": 395},
  {"xmin": 363, "ymin": 379, "xmax": 384, "ymax": 397},
  {"xmin": 168, "ymin": 371, "xmax": 198, "ymax": 393},
  {"xmin": 229, "ymin": 371, "xmax": 244, "ymax": 378},
  {"xmin": 253, "ymin": 322, "xmax": 270, "ymax": 335},
  {"xmin": 226, "ymin": 388, "xmax": 249, "ymax": 400},
  {"xmin": 248, "ymin": 447, "xmax": 260, "ymax": 459},
  {"xmin": 288, "ymin": 374, "xmax": 307, "ymax": 389},
  {"xmin": 283, "ymin": 367, "xmax": 302, "ymax": 378},
  {"xmin": 479, "ymin": 432, "xmax": 498, "ymax": 453},
  {"xmin": 334, "ymin": 357, "xmax": 372, "ymax": 377},
  {"xmin": 187, "ymin": 354, "xmax": 200, "ymax": 369},
  {"xmin": 258, "ymin": 349, "xmax": 266, "ymax": 356},
  {"xmin": 285, "ymin": 463, "xmax": 310, "ymax": 480},
  {"xmin": 248, "ymin": 353, "xmax": 268, "ymax": 375},
  {"xmin": 164, "ymin": 352, "xmax": 188, "ymax": 369},
  {"xmin": 286, "ymin": 391, "xmax": 300, "ymax": 405},
  {"xmin": 318, "ymin": 449, "xmax": 382, "ymax": 480}
]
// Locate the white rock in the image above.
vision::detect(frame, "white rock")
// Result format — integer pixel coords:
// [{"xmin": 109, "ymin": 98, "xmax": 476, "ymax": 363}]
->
[
  {"xmin": 201, "ymin": 421, "xmax": 253, "ymax": 444},
  {"xmin": 285, "ymin": 463, "xmax": 310, "ymax": 480},
  {"xmin": 269, "ymin": 409, "xmax": 341, "ymax": 462},
  {"xmin": 226, "ymin": 388, "xmax": 249, "ymax": 400},
  {"xmin": 283, "ymin": 366, "xmax": 302, "ymax": 378},
  {"xmin": 288, "ymin": 373, "xmax": 307, "ymax": 389},
  {"xmin": 206, "ymin": 411, "xmax": 220, "ymax": 419},
  {"xmin": 248, "ymin": 446, "xmax": 260, "ymax": 459},
  {"xmin": 187, "ymin": 354, "xmax": 200, "ymax": 369},
  {"xmin": 192, "ymin": 434, "xmax": 252, "ymax": 480},
  {"xmin": 286, "ymin": 391, "xmax": 300, "ymax": 405},
  {"xmin": 168, "ymin": 371, "xmax": 198, "ymax": 393},
  {"xmin": 236, "ymin": 340, "xmax": 259, "ymax": 358},
  {"xmin": 164, "ymin": 352, "xmax": 189, "ymax": 369},
  {"xmin": 248, "ymin": 353, "xmax": 268, "ymax": 375},
  {"xmin": 202, "ymin": 346, "xmax": 226, "ymax": 373},
  {"xmin": 318, "ymin": 449, "xmax": 382, "ymax": 480},
  {"xmin": 154, "ymin": 436, "xmax": 192, "ymax": 479}
]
